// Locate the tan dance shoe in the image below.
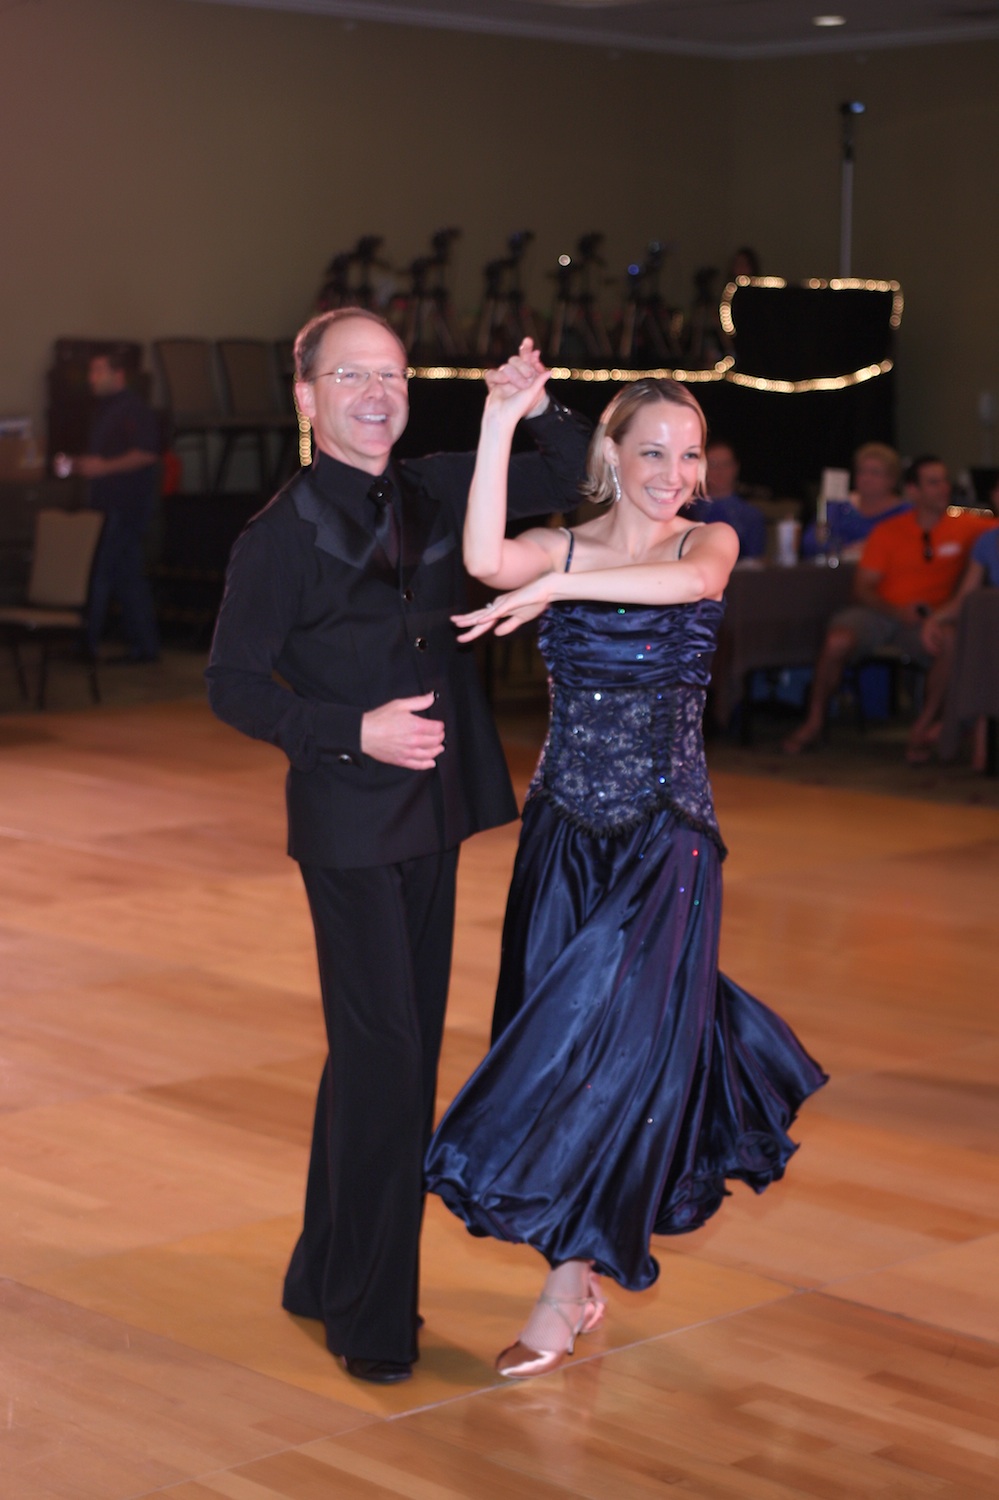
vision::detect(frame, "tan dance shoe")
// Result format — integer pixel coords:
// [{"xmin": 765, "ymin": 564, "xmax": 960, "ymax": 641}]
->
[{"xmin": 496, "ymin": 1272, "xmax": 607, "ymax": 1379}]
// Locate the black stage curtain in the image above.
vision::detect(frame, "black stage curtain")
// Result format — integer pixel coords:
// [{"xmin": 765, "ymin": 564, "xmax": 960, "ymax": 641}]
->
[{"xmin": 399, "ymin": 372, "xmax": 895, "ymax": 506}]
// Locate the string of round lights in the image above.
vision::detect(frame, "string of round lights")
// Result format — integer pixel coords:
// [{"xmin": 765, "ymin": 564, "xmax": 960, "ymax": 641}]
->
[
  {"xmin": 408, "ymin": 358, "xmax": 735, "ymax": 384},
  {"xmin": 725, "ymin": 359, "xmax": 893, "ymax": 394}
]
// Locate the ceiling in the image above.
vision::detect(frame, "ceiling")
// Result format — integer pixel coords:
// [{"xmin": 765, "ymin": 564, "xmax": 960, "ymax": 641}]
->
[{"xmin": 187, "ymin": 0, "xmax": 999, "ymax": 58}]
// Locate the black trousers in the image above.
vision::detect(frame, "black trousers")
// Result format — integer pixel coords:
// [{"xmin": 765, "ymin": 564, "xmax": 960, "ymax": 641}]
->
[{"xmin": 282, "ymin": 847, "xmax": 459, "ymax": 1363}]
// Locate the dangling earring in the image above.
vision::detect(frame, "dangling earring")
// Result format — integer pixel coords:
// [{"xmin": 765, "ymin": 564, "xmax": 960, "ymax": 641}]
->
[{"xmin": 611, "ymin": 465, "xmax": 622, "ymax": 504}]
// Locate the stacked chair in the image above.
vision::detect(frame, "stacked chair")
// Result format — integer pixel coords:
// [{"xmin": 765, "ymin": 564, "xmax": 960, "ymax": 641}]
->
[
  {"xmin": 0, "ymin": 508, "xmax": 104, "ymax": 708},
  {"xmin": 154, "ymin": 338, "xmax": 297, "ymax": 494}
]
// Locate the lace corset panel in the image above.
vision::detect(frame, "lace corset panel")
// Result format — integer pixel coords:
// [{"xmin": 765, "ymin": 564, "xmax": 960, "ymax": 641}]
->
[{"xmin": 529, "ymin": 598, "xmax": 726, "ymax": 850}]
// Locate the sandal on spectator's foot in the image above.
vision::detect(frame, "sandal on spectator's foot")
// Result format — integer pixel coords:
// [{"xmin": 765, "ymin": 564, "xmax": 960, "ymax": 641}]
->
[{"xmin": 782, "ymin": 724, "xmax": 822, "ymax": 755}]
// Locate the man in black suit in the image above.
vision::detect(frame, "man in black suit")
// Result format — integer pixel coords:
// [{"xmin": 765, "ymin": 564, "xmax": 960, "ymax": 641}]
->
[{"xmin": 206, "ymin": 309, "xmax": 587, "ymax": 1383}]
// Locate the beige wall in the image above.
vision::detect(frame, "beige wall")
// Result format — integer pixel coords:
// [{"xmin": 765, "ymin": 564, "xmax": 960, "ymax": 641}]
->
[
  {"xmin": 0, "ymin": 0, "xmax": 995, "ymax": 472},
  {"xmin": 0, "ymin": 0, "xmax": 721, "ymax": 420}
]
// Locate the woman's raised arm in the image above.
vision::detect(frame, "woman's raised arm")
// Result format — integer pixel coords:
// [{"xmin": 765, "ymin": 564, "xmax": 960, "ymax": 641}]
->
[{"xmin": 465, "ymin": 345, "xmax": 565, "ymax": 589}]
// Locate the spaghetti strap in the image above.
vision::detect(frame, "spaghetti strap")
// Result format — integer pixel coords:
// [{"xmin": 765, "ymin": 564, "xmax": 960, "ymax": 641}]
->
[
  {"xmin": 677, "ymin": 526, "xmax": 698, "ymax": 559},
  {"xmin": 559, "ymin": 526, "xmax": 575, "ymax": 573}
]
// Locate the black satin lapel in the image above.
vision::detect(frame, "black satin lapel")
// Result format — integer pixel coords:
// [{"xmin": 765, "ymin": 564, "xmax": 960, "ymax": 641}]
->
[
  {"xmin": 397, "ymin": 469, "xmax": 444, "ymax": 582},
  {"xmin": 293, "ymin": 476, "xmax": 377, "ymax": 571}
]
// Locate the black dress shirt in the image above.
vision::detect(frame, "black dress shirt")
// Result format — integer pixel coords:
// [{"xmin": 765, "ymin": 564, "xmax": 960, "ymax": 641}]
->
[{"xmin": 206, "ymin": 401, "xmax": 590, "ymax": 868}]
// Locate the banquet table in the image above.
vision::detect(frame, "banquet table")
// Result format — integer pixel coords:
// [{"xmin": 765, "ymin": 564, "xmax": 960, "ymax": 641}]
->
[
  {"xmin": 937, "ymin": 588, "xmax": 999, "ymax": 774},
  {"xmin": 712, "ymin": 561, "xmax": 856, "ymax": 734}
]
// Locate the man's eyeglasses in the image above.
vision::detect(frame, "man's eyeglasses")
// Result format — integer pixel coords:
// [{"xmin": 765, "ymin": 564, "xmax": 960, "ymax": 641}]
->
[
  {"xmin": 921, "ymin": 530, "xmax": 934, "ymax": 562},
  {"xmin": 314, "ymin": 366, "xmax": 409, "ymax": 388}
]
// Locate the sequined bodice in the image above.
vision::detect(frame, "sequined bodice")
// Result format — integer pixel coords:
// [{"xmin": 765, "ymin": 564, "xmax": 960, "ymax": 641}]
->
[{"xmin": 529, "ymin": 598, "xmax": 725, "ymax": 850}]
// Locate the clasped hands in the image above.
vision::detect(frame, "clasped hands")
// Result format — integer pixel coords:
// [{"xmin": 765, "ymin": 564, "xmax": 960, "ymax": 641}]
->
[{"xmin": 483, "ymin": 335, "xmax": 551, "ymax": 420}]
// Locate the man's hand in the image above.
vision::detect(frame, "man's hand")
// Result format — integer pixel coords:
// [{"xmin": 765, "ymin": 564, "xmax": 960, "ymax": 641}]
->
[
  {"xmin": 360, "ymin": 692, "xmax": 445, "ymax": 770},
  {"xmin": 484, "ymin": 337, "xmax": 551, "ymax": 419}
]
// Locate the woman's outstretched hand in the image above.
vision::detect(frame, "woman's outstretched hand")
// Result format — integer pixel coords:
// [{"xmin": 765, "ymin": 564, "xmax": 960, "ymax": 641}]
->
[
  {"xmin": 452, "ymin": 574, "xmax": 554, "ymax": 642},
  {"xmin": 483, "ymin": 337, "xmax": 551, "ymax": 424}
]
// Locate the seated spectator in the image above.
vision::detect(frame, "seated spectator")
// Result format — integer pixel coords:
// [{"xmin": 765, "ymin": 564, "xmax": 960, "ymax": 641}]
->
[
  {"xmin": 685, "ymin": 439, "xmax": 767, "ymax": 560},
  {"xmin": 782, "ymin": 455, "xmax": 994, "ymax": 761},
  {"xmin": 924, "ymin": 478, "xmax": 999, "ymax": 768},
  {"xmin": 800, "ymin": 442, "xmax": 909, "ymax": 560}
]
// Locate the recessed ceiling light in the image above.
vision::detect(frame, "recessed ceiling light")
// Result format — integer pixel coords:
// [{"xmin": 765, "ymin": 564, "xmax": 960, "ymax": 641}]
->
[{"xmin": 813, "ymin": 14, "xmax": 847, "ymax": 24}]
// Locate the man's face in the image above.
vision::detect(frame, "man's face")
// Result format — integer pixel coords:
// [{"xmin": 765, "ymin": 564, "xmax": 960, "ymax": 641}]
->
[
  {"xmin": 88, "ymin": 356, "xmax": 125, "ymax": 398},
  {"xmin": 910, "ymin": 461, "xmax": 951, "ymax": 517},
  {"xmin": 705, "ymin": 444, "xmax": 739, "ymax": 499},
  {"xmin": 295, "ymin": 319, "xmax": 409, "ymax": 475}
]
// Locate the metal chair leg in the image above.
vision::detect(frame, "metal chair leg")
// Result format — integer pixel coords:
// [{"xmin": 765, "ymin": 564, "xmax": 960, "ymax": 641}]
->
[
  {"xmin": 37, "ymin": 640, "xmax": 49, "ymax": 710},
  {"xmin": 739, "ymin": 671, "xmax": 755, "ymax": 746},
  {"xmin": 213, "ymin": 431, "xmax": 236, "ymax": 494},
  {"xmin": 9, "ymin": 635, "xmax": 30, "ymax": 701},
  {"xmin": 256, "ymin": 430, "xmax": 269, "ymax": 492}
]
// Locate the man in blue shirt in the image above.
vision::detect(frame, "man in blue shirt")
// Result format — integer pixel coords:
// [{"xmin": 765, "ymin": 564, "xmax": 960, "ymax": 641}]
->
[{"xmin": 685, "ymin": 439, "xmax": 767, "ymax": 560}]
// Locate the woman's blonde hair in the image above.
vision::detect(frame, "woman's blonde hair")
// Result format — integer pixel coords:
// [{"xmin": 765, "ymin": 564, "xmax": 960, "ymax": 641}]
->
[
  {"xmin": 582, "ymin": 378, "xmax": 709, "ymax": 503},
  {"xmin": 853, "ymin": 441, "xmax": 902, "ymax": 490}
]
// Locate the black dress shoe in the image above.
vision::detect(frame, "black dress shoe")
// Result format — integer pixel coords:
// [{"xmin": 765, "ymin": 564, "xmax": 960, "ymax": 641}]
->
[{"xmin": 340, "ymin": 1356, "xmax": 412, "ymax": 1384}]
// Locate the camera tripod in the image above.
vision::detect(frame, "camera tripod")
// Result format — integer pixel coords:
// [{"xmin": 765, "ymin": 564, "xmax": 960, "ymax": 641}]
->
[
  {"xmin": 547, "ymin": 232, "xmax": 612, "ymax": 366},
  {"xmin": 475, "ymin": 231, "xmax": 539, "ymax": 362},
  {"xmin": 683, "ymin": 265, "xmax": 729, "ymax": 368},
  {"xmin": 316, "ymin": 235, "xmax": 391, "ymax": 312},
  {"xmin": 398, "ymin": 228, "xmax": 467, "ymax": 363},
  {"xmin": 617, "ymin": 241, "xmax": 682, "ymax": 365}
]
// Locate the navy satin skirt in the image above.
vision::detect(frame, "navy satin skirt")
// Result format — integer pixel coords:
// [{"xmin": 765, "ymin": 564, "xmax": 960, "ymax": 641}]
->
[{"xmin": 425, "ymin": 796, "xmax": 827, "ymax": 1291}]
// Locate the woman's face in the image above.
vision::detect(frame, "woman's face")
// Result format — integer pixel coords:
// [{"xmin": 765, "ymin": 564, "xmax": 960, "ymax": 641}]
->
[
  {"xmin": 607, "ymin": 400, "xmax": 704, "ymax": 522},
  {"xmin": 854, "ymin": 456, "xmax": 894, "ymax": 504}
]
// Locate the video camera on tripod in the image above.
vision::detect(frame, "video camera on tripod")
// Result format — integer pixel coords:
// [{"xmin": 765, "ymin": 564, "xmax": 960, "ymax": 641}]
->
[
  {"xmin": 398, "ymin": 227, "xmax": 466, "ymax": 361},
  {"xmin": 619, "ymin": 239, "xmax": 682, "ymax": 363},
  {"xmin": 548, "ymin": 231, "xmax": 611, "ymax": 364},
  {"xmin": 316, "ymin": 235, "xmax": 391, "ymax": 311},
  {"xmin": 475, "ymin": 230, "xmax": 537, "ymax": 360}
]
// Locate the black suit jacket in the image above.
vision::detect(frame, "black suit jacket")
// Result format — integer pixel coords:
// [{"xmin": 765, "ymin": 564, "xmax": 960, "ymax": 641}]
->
[{"xmin": 205, "ymin": 402, "xmax": 590, "ymax": 868}]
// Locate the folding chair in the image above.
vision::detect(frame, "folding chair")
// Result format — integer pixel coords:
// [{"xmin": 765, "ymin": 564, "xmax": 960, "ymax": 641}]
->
[{"xmin": 0, "ymin": 508, "xmax": 104, "ymax": 708}]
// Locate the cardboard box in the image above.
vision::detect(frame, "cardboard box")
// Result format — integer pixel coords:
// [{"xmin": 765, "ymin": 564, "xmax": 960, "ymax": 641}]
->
[{"xmin": 0, "ymin": 421, "xmax": 45, "ymax": 483}]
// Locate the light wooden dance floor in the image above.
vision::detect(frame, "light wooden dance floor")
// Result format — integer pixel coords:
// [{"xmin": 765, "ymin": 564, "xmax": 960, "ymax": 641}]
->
[{"xmin": 1, "ymin": 695, "xmax": 997, "ymax": 1499}]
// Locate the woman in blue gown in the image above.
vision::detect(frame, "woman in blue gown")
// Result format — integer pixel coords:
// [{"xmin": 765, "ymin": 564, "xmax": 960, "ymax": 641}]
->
[{"xmin": 425, "ymin": 344, "xmax": 827, "ymax": 1378}]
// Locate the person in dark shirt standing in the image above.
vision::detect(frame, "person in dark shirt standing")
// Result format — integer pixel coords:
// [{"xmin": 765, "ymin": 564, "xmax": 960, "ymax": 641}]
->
[
  {"xmin": 684, "ymin": 439, "xmax": 767, "ymax": 560},
  {"xmin": 58, "ymin": 348, "xmax": 161, "ymax": 661},
  {"xmin": 205, "ymin": 309, "xmax": 589, "ymax": 1385}
]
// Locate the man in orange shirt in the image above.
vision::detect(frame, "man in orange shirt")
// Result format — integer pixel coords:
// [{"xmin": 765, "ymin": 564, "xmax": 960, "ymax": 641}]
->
[{"xmin": 784, "ymin": 455, "xmax": 992, "ymax": 760}]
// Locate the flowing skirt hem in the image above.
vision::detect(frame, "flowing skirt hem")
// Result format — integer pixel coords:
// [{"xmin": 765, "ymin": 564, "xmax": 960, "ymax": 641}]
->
[{"xmin": 428, "ymin": 1104, "xmax": 819, "ymax": 1293}]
